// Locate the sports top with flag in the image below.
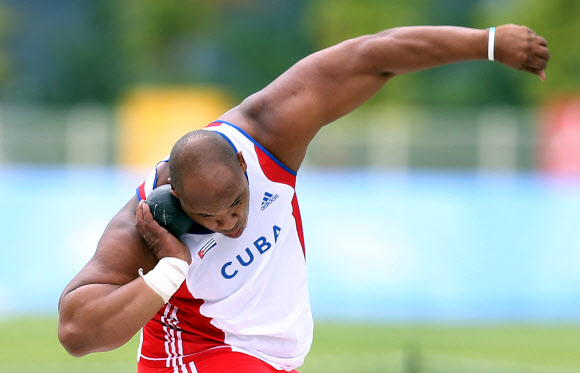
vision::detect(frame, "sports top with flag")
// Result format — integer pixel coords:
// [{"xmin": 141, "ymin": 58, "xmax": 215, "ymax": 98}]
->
[{"xmin": 135, "ymin": 120, "xmax": 312, "ymax": 371}]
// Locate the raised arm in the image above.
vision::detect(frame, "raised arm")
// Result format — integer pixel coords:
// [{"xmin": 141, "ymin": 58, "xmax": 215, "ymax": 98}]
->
[{"xmin": 222, "ymin": 24, "xmax": 549, "ymax": 171}]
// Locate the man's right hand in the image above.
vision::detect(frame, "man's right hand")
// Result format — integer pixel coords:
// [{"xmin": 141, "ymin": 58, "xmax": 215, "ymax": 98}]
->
[
  {"xmin": 136, "ymin": 200, "xmax": 192, "ymax": 264},
  {"xmin": 59, "ymin": 197, "xmax": 167, "ymax": 357}
]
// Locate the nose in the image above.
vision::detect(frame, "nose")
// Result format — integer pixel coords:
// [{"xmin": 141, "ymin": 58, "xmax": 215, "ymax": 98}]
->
[{"xmin": 216, "ymin": 213, "xmax": 238, "ymax": 232}]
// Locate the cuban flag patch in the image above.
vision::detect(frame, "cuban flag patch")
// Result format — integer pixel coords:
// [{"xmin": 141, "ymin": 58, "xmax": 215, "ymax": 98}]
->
[{"xmin": 198, "ymin": 238, "xmax": 217, "ymax": 259}]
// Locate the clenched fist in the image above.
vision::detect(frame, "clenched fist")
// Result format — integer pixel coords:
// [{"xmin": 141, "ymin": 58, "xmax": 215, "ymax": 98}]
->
[{"xmin": 494, "ymin": 24, "xmax": 550, "ymax": 80}]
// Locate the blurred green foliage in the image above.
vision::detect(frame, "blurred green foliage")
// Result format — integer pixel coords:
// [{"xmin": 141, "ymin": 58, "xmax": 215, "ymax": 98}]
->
[
  {"xmin": 115, "ymin": 0, "xmax": 222, "ymax": 83},
  {"xmin": 0, "ymin": 3, "xmax": 12, "ymax": 86},
  {"xmin": 0, "ymin": 0, "xmax": 574, "ymax": 106},
  {"xmin": 475, "ymin": 0, "xmax": 580, "ymax": 103},
  {"xmin": 109, "ymin": 0, "xmax": 311, "ymax": 101}
]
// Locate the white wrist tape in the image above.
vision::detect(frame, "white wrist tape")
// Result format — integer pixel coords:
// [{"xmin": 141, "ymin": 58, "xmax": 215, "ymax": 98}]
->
[
  {"xmin": 139, "ymin": 257, "xmax": 189, "ymax": 303},
  {"xmin": 488, "ymin": 27, "xmax": 496, "ymax": 61}
]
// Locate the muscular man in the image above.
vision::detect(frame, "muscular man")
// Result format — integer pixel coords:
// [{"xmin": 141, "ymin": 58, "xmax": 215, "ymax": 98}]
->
[{"xmin": 58, "ymin": 25, "xmax": 550, "ymax": 372}]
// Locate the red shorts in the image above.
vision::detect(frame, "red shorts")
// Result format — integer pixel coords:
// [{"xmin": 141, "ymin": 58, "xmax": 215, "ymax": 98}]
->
[{"xmin": 137, "ymin": 348, "xmax": 301, "ymax": 373}]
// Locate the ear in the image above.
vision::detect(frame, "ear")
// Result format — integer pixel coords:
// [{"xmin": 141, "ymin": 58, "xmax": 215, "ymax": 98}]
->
[
  {"xmin": 169, "ymin": 178, "xmax": 180, "ymax": 199},
  {"xmin": 237, "ymin": 151, "xmax": 247, "ymax": 173}
]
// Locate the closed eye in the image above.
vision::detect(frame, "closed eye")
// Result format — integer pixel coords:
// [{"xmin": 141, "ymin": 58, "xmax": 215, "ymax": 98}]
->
[{"xmin": 194, "ymin": 191, "xmax": 243, "ymax": 218}]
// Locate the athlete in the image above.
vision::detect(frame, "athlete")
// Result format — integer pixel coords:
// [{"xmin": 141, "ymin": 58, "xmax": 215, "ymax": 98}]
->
[{"xmin": 58, "ymin": 25, "xmax": 550, "ymax": 372}]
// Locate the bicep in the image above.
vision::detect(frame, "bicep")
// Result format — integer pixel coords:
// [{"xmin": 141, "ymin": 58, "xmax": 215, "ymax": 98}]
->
[
  {"xmin": 237, "ymin": 36, "xmax": 391, "ymax": 170},
  {"xmin": 59, "ymin": 197, "xmax": 157, "ymax": 304}
]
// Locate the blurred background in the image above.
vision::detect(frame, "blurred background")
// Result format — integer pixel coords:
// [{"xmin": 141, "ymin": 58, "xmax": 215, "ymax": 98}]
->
[{"xmin": 1, "ymin": 0, "xmax": 580, "ymax": 372}]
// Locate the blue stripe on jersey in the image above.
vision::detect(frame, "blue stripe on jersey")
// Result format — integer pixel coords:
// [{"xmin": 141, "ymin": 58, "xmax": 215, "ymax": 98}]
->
[
  {"xmin": 152, "ymin": 159, "xmax": 169, "ymax": 190},
  {"xmin": 211, "ymin": 120, "xmax": 297, "ymax": 176},
  {"xmin": 213, "ymin": 131, "xmax": 238, "ymax": 154}
]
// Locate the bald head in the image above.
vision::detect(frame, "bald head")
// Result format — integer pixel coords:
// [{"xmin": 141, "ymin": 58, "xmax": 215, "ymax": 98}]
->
[{"xmin": 169, "ymin": 130, "xmax": 240, "ymax": 195}]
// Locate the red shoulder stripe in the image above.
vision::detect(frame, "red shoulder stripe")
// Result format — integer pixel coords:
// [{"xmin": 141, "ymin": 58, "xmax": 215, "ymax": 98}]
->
[
  {"xmin": 255, "ymin": 144, "xmax": 305, "ymax": 257},
  {"xmin": 254, "ymin": 145, "xmax": 295, "ymax": 187}
]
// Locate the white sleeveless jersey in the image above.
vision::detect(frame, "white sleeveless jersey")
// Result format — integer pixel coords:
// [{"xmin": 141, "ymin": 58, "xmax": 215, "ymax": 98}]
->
[{"xmin": 135, "ymin": 121, "xmax": 313, "ymax": 371}]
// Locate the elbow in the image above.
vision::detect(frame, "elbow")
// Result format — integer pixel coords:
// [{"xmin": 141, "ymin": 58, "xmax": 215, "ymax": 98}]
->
[
  {"xmin": 355, "ymin": 33, "xmax": 398, "ymax": 78},
  {"xmin": 58, "ymin": 317, "xmax": 128, "ymax": 357},
  {"xmin": 360, "ymin": 27, "xmax": 439, "ymax": 77},
  {"xmin": 58, "ymin": 321, "xmax": 94, "ymax": 358}
]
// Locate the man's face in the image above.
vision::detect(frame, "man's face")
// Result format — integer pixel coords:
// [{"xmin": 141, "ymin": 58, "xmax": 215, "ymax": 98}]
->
[{"xmin": 172, "ymin": 152, "xmax": 250, "ymax": 239}]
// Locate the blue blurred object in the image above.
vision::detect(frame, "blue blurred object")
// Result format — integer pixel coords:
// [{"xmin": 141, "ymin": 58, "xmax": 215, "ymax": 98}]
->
[{"xmin": 1, "ymin": 166, "xmax": 579, "ymax": 321}]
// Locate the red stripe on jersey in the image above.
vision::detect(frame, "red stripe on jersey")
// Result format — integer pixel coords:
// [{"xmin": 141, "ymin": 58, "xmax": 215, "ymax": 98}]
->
[
  {"xmin": 255, "ymin": 144, "xmax": 305, "ymax": 256},
  {"xmin": 138, "ymin": 347, "xmax": 292, "ymax": 373},
  {"xmin": 205, "ymin": 121, "xmax": 222, "ymax": 128},
  {"xmin": 291, "ymin": 194, "xmax": 306, "ymax": 257},
  {"xmin": 138, "ymin": 182, "xmax": 146, "ymax": 201},
  {"xmin": 254, "ymin": 145, "xmax": 295, "ymax": 187},
  {"xmin": 139, "ymin": 282, "xmax": 227, "ymax": 368}
]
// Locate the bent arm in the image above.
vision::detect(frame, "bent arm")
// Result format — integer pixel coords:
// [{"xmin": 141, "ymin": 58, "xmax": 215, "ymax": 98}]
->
[
  {"xmin": 59, "ymin": 164, "xmax": 191, "ymax": 357},
  {"xmin": 58, "ymin": 198, "xmax": 162, "ymax": 357},
  {"xmin": 226, "ymin": 24, "xmax": 549, "ymax": 170}
]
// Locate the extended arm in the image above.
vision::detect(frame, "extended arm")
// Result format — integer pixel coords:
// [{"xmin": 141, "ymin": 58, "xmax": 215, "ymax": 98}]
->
[{"xmin": 223, "ymin": 25, "xmax": 549, "ymax": 170}]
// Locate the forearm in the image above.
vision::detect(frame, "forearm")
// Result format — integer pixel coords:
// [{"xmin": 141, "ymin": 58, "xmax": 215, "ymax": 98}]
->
[
  {"xmin": 58, "ymin": 278, "xmax": 164, "ymax": 357},
  {"xmin": 362, "ymin": 26, "xmax": 488, "ymax": 76}
]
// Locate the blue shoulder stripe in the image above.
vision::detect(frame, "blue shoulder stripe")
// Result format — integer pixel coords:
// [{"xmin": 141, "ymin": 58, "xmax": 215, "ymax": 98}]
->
[{"xmin": 211, "ymin": 120, "xmax": 297, "ymax": 176}]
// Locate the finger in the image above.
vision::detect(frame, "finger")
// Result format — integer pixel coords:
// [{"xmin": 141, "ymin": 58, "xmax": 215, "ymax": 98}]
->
[
  {"xmin": 537, "ymin": 36, "xmax": 548, "ymax": 47},
  {"xmin": 136, "ymin": 200, "xmax": 145, "ymax": 223},
  {"xmin": 142, "ymin": 201, "xmax": 153, "ymax": 221},
  {"xmin": 536, "ymin": 48, "xmax": 550, "ymax": 62},
  {"xmin": 526, "ymin": 55, "xmax": 548, "ymax": 71},
  {"xmin": 524, "ymin": 67, "xmax": 546, "ymax": 81},
  {"xmin": 538, "ymin": 70, "xmax": 546, "ymax": 81},
  {"xmin": 135, "ymin": 201, "xmax": 148, "ymax": 237},
  {"xmin": 141, "ymin": 202, "xmax": 168, "ymax": 234}
]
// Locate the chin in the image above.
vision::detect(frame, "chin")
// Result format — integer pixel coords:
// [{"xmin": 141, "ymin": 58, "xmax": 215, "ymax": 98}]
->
[{"xmin": 225, "ymin": 227, "xmax": 244, "ymax": 239}]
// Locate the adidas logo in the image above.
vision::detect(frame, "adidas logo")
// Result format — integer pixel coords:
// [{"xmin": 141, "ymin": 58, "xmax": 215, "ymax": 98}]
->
[
  {"xmin": 198, "ymin": 238, "xmax": 217, "ymax": 259},
  {"xmin": 261, "ymin": 191, "xmax": 279, "ymax": 211}
]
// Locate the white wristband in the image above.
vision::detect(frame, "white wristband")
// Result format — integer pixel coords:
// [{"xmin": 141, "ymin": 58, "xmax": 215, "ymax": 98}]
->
[
  {"xmin": 139, "ymin": 257, "xmax": 189, "ymax": 303},
  {"xmin": 488, "ymin": 27, "xmax": 496, "ymax": 61}
]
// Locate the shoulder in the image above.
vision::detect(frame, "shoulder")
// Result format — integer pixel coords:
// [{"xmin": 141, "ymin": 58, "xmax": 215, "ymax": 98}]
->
[
  {"xmin": 61, "ymin": 197, "xmax": 157, "ymax": 296},
  {"xmin": 217, "ymin": 99, "xmax": 304, "ymax": 173}
]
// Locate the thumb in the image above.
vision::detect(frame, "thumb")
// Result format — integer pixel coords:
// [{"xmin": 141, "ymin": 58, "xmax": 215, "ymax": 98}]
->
[
  {"xmin": 537, "ymin": 70, "xmax": 546, "ymax": 82},
  {"xmin": 523, "ymin": 67, "xmax": 546, "ymax": 82}
]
